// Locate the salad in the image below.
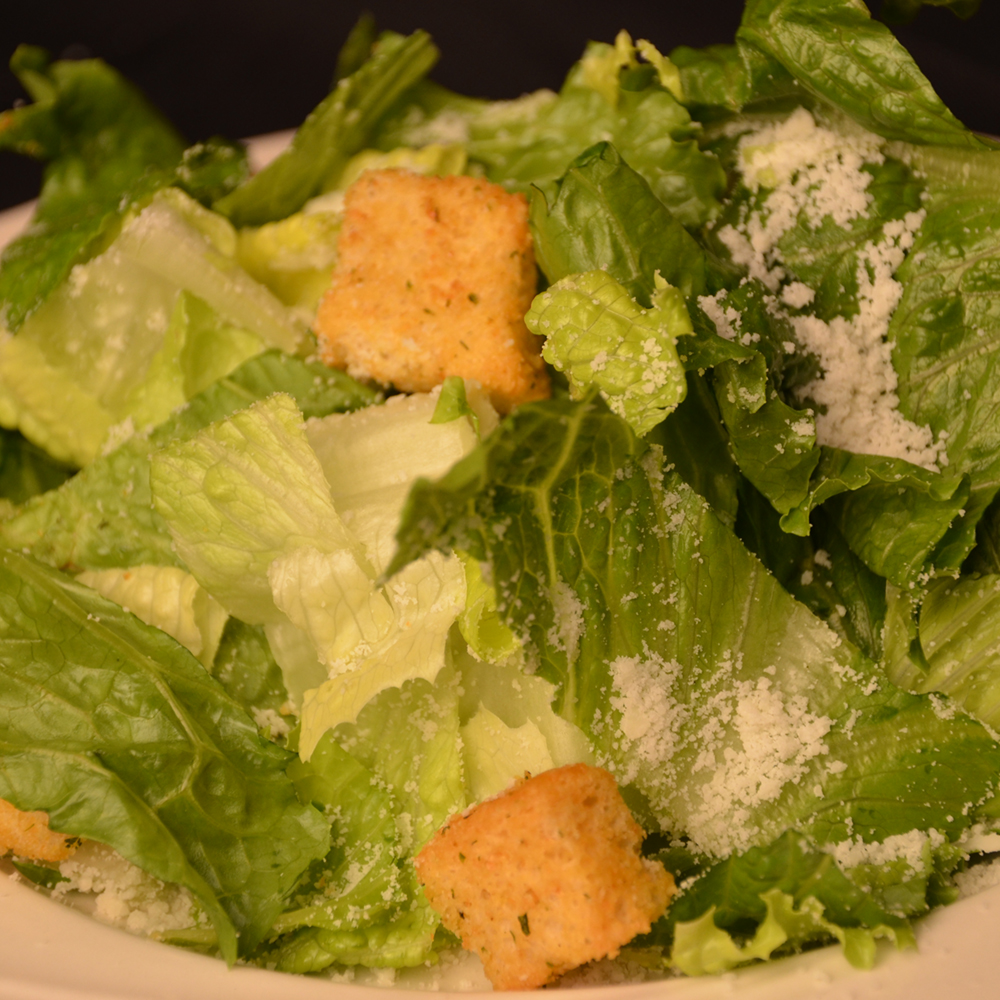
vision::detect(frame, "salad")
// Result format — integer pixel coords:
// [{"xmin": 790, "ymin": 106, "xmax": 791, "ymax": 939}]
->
[{"xmin": 3, "ymin": 0, "xmax": 1000, "ymax": 990}]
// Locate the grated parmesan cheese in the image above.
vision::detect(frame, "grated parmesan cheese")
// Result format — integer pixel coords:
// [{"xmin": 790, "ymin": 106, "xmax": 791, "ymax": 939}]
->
[
  {"xmin": 717, "ymin": 107, "xmax": 945, "ymax": 470},
  {"xmin": 606, "ymin": 650, "xmax": 833, "ymax": 856}
]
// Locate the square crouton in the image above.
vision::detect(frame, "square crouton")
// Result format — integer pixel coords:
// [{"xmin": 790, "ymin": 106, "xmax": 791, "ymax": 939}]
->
[
  {"xmin": 314, "ymin": 169, "xmax": 550, "ymax": 413},
  {"xmin": 415, "ymin": 763, "xmax": 673, "ymax": 990},
  {"xmin": 0, "ymin": 798, "xmax": 77, "ymax": 863}
]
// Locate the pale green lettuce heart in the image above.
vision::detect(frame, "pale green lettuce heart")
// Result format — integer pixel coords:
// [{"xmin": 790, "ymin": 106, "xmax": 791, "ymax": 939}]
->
[
  {"xmin": 151, "ymin": 392, "xmax": 367, "ymax": 624},
  {"xmin": 528, "ymin": 269, "xmax": 690, "ymax": 436},
  {"xmin": 76, "ymin": 564, "xmax": 228, "ymax": 668},
  {"xmin": 299, "ymin": 550, "xmax": 466, "ymax": 754},
  {"xmin": 461, "ymin": 705, "xmax": 554, "ymax": 801}
]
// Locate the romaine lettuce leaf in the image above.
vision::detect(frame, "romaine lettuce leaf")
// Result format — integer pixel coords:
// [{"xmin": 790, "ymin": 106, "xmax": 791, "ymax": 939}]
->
[
  {"xmin": 0, "ymin": 189, "xmax": 305, "ymax": 466},
  {"xmin": 76, "ymin": 564, "xmax": 228, "ymax": 669},
  {"xmin": 0, "ymin": 46, "xmax": 185, "ymax": 329},
  {"xmin": 380, "ymin": 37, "xmax": 726, "ymax": 228},
  {"xmin": 274, "ymin": 733, "xmax": 410, "ymax": 941},
  {"xmin": 306, "ymin": 388, "xmax": 482, "ymax": 574},
  {"xmin": 264, "ymin": 665, "xmax": 466, "ymax": 972},
  {"xmin": 215, "ymin": 31, "xmax": 439, "ymax": 227},
  {"xmin": 299, "ymin": 550, "xmax": 465, "ymax": 744},
  {"xmin": 526, "ymin": 269, "xmax": 689, "ymax": 436},
  {"xmin": 461, "ymin": 705, "xmax": 554, "ymax": 801},
  {"xmin": 212, "ymin": 619, "xmax": 290, "ymax": 722},
  {"xmin": 528, "ymin": 142, "xmax": 713, "ymax": 304},
  {"xmin": 0, "ymin": 351, "xmax": 375, "ymax": 572},
  {"xmin": 737, "ymin": 0, "xmax": 989, "ymax": 148},
  {"xmin": 150, "ymin": 393, "xmax": 367, "ymax": 624},
  {"xmin": 656, "ymin": 828, "xmax": 928, "ymax": 973},
  {"xmin": 236, "ymin": 209, "xmax": 343, "ymax": 312},
  {"xmin": 0, "ymin": 549, "xmax": 330, "ymax": 961},
  {"xmin": 884, "ymin": 575, "xmax": 1000, "ymax": 729},
  {"xmin": 389, "ymin": 395, "xmax": 1000, "ymax": 865}
]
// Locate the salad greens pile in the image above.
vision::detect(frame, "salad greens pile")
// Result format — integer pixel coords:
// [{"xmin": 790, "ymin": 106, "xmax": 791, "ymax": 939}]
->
[{"xmin": 3, "ymin": 0, "xmax": 1000, "ymax": 983}]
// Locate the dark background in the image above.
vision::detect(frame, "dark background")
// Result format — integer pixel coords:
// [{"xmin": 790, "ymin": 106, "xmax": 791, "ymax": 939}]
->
[{"xmin": 2, "ymin": 0, "xmax": 999, "ymax": 211}]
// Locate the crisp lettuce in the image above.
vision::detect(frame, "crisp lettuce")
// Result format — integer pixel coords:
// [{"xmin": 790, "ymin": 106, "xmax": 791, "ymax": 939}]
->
[
  {"xmin": 0, "ymin": 46, "xmax": 185, "ymax": 329},
  {"xmin": 264, "ymin": 665, "xmax": 466, "ymax": 973},
  {"xmin": 0, "ymin": 190, "xmax": 304, "ymax": 466},
  {"xmin": 76, "ymin": 564, "xmax": 228, "ymax": 669},
  {"xmin": 215, "ymin": 31, "xmax": 439, "ymax": 227},
  {"xmin": 529, "ymin": 142, "xmax": 714, "ymax": 303},
  {"xmin": 737, "ymin": 0, "xmax": 990, "ymax": 148},
  {"xmin": 389, "ymin": 394, "xmax": 1000, "ymax": 879},
  {"xmin": 151, "ymin": 393, "xmax": 366, "ymax": 624},
  {"xmin": 0, "ymin": 350, "xmax": 375, "ymax": 572},
  {"xmin": 527, "ymin": 269, "xmax": 689, "ymax": 436},
  {"xmin": 0, "ymin": 549, "xmax": 329, "ymax": 962},
  {"xmin": 375, "ymin": 36, "xmax": 726, "ymax": 229}
]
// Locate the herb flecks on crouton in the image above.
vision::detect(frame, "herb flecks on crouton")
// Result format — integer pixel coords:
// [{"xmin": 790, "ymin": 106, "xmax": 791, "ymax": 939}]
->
[
  {"xmin": 415, "ymin": 763, "xmax": 674, "ymax": 990},
  {"xmin": 0, "ymin": 798, "xmax": 77, "ymax": 863},
  {"xmin": 314, "ymin": 169, "xmax": 550, "ymax": 413}
]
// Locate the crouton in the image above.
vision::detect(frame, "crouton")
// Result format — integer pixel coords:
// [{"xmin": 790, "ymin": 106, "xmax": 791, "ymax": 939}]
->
[
  {"xmin": 415, "ymin": 763, "xmax": 673, "ymax": 990},
  {"xmin": 0, "ymin": 798, "xmax": 77, "ymax": 863},
  {"xmin": 314, "ymin": 169, "xmax": 550, "ymax": 413}
]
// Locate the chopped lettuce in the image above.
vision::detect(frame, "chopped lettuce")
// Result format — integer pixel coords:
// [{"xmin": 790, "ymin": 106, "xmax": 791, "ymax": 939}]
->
[
  {"xmin": 527, "ymin": 269, "xmax": 690, "ymax": 436},
  {"xmin": 737, "ymin": 0, "xmax": 990, "ymax": 148},
  {"xmin": 214, "ymin": 31, "xmax": 439, "ymax": 227},
  {"xmin": 5, "ymin": 1, "xmax": 1000, "ymax": 985},
  {"xmin": 150, "ymin": 393, "xmax": 366, "ymax": 624},
  {"xmin": 390, "ymin": 394, "xmax": 1000, "ymax": 872},
  {"xmin": 0, "ymin": 549, "xmax": 330, "ymax": 962},
  {"xmin": 0, "ymin": 351, "xmax": 375, "ymax": 572},
  {"xmin": 0, "ymin": 189, "xmax": 304, "ymax": 466},
  {"xmin": 0, "ymin": 46, "xmax": 185, "ymax": 329},
  {"xmin": 529, "ymin": 141, "xmax": 714, "ymax": 303},
  {"xmin": 76, "ymin": 564, "xmax": 228, "ymax": 669},
  {"xmin": 376, "ymin": 35, "xmax": 726, "ymax": 229}
]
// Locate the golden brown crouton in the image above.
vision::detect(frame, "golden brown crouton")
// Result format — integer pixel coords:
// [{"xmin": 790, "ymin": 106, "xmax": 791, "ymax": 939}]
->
[
  {"xmin": 0, "ymin": 798, "xmax": 77, "ymax": 863},
  {"xmin": 314, "ymin": 169, "xmax": 550, "ymax": 413},
  {"xmin": 415, "ymin": 763, "xmax": 673, "ymax": 990}
]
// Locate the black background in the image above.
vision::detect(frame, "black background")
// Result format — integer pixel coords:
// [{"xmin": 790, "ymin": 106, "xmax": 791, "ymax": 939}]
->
[{"xmin": 1, "ymin": 1, "xmax": 999, "ymax": 211}]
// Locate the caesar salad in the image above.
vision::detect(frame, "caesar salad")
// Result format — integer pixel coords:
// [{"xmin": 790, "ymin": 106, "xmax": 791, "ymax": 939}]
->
[{"xmin": 2, "ymin": 0, "xmax": 1000, "ymax": 990}]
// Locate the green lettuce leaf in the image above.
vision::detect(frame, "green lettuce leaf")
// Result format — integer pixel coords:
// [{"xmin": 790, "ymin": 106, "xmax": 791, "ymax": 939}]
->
[
  {"xmin": 0, "ymin": 189, "xmax": 304, "ymax": 466},
  {"xmin": 0, "ymin": 351, "xmax": 375, "ymax": 572},
  {"xmin": 150, "ymin": 393, "xmax": 367, "ymax": 624},
  {"xmin": 212, "ymin": 619, "xmax": 290, "ymax": 724},
  {"xmin": 528, "ymin": 142, "xmax": 713, "ymax": 303},
  {"xmin": 0, "ymin": 549, "xmax": 330, "ymax": 961},
  {"xmin": 885, "ymin": 181, "xmax": 1000, "ymax": 575},
  {"xmin": 76, "ymin": 564, "xmax": 228, "ymax": 669},
  {"xmin": 737, "ymin": 0, "xmax": 989, "ymax": 148},
  {"xmin": 656, "ymin": 828, "xmax": 927, "ymax": 973},
  {"xmin": 670, "ymin": 45, "xmax": 808, "ymax": 116},
  {"xmin": 389, "ymin": 395, "xmax": 1000, "ymax": 863},
  {"xmin": 379, "ymin": 37, "xmax": 726, "ymax": 229},
  {"xmin": 527, "ymin": 269, "xmax": 690, "ymax": 436},
  {"xmin": 215, "ymin": 31, "xmax": 439, "ymax": 227},
  {"xmin": 306, "ymin": 387, "xmax": 485, "ymax": 574},
  {"xmin": 0, "ymin": 46, "xmax": 185, "ymax": 329},
  {"xmin": 235, "ymin": 208, "xmax": 343, "ymax": 312},
  {"xmin": 263, "ymin": 664, "xmax": 466, "ymax": 972},
  {"xmin": 649, "ymin": 371, "xmax": 740, "ymax": 527},
  {"xmin": 298, "ymin": 550, "xmax": 465, "ymax": 744},
  {"xmin": 736, "ymin": 487, "xmax": 889, "ymax": 662},
  {"xmin": 884, "ymin": 575, "xmax": 1000, "ymax": 729}
]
